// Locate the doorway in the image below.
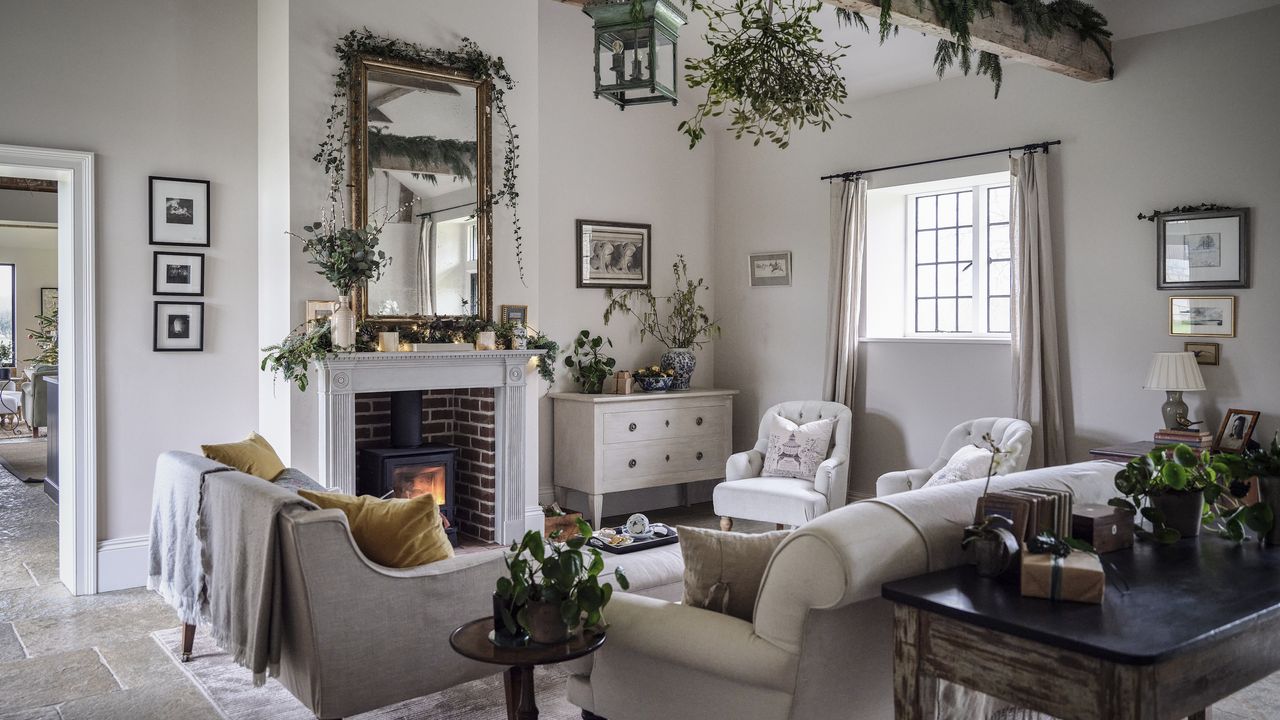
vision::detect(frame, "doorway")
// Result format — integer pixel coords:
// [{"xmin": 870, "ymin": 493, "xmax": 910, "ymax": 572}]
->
[{"xmin": 0, "ymin": 145, "xmax": 97, "ymax": 595}]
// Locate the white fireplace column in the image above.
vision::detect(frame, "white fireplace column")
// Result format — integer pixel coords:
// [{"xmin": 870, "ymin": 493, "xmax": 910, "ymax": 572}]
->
[{"xmin": 315, "ymin": 350, "xmax": 544, "ymax": 545}]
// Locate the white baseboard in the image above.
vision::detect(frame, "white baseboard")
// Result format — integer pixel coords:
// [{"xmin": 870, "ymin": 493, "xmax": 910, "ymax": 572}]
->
[{"xmin": 96, "ymin": 535, "xmax": 148, "ymax": 593}]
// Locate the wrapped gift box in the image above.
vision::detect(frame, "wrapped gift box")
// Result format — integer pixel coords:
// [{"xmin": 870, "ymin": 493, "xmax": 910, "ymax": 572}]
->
[{"xmin": 1020, "ymin": 551, "xmax": 1104, "ymax": 604}]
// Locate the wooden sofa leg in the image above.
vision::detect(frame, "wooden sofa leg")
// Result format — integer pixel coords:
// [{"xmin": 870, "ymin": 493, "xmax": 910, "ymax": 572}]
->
[
  {"xmin": 181, "ymin": 622, "xmax": 196, "ymax": 662},
  {"xmin": 719, "ymin": 516, "xmax": 733, "ymax": 532}
]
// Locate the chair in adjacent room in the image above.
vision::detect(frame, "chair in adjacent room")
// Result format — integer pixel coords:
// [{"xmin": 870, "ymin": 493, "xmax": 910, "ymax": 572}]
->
[{"xmin": 875, "ymin": 416, "xmax": 1033, "ymax": 497}]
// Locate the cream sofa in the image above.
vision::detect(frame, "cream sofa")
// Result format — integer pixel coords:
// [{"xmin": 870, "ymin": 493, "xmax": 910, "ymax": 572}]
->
[{"xmin": 567, "ymin": 460, "xmax": 1122, "ymax": 720}]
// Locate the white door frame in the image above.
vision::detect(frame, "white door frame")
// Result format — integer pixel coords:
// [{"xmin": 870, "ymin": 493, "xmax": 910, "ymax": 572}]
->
[{"xmin": 0, "ymin": 144, "xmax": 97, "ymax": 595}]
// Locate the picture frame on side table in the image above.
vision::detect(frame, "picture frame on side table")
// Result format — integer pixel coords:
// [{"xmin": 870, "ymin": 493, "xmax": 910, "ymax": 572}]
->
[
  {"xmin": 1157, "ymin": 209, "xmax": 1249, "ymax": 290},
  {"xmin": 39, "ymin": 287, "xmax": 57, "ymax": 316},
  {"xmin": 1184, "ymin": 341, "xmax": 1220, "ymax": 366},
  {"xmin": 305, "ymin": 300, "xmax": 337, "ymax": 324},
  {"xmin": 749, "ymin": 251, "xmax": 792, "ymax": 287},
  {"xmin": 500, "ymin": 304, "xmax": 528, "ymax": 325},
  {"xmin": 576, "ymin": 219, "xmax": 651, "ymax": 289},
  {"xmin": 149, "ymin": 176, "xmax": 210, "ymax": 246},
  {"xmin": 152, "ymin": 251, "xmax": 205, "ymax": 296},
  {"xmin": 154, "ymin": 301, "xmax": 205, "ymax": 352},
  {"xmin": 1214, "ymin": 408, "xmax": 1260, "ymax": 453},
  {"xmin": 1169, "ymin": 296, "xmax": 1236, "ymax": 338}
]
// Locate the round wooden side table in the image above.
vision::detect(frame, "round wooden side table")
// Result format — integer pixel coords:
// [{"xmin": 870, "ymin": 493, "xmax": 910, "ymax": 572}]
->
[{"xmin": 449, "ymin": 618, "xmax": 605, "ymax": 720}]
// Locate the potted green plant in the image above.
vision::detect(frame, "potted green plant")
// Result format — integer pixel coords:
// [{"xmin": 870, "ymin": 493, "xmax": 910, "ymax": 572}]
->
[
  {"xmin": 563, "ymin": 330, "xmax": 616, "ymax": 394},
  {"xmin": 1224, "ymin": 433, "xmax": 1280, "ymax": 545},
  {"xmin": 494, "ymin": 520, "xmax": 629, "ymax": 645},
  {"xmin": 289, "ymin": 209, "xmax": 392, "ymax": 349},
  {"xmin": 25, "ymin": 306, "xmax": 57, "ymax": 367},
  {"xmin": 603, "ymin": 255, "xmax": 718, "ymax": 390},
  {"xmin": 1111, "ymin": 444, "xmax": 1250, "ymax": 543}
]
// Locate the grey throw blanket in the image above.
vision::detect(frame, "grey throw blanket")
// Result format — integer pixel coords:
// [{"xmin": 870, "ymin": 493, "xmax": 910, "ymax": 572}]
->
[
  {"xmin": 200, "ymin": 471, "xmax": 315, "ymax": 686},
  {"xmin": 148, "ymin": 451, "xmax": 232, "ymax": 625}
]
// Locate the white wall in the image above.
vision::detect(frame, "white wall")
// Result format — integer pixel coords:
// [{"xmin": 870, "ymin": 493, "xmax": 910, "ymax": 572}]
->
[
  {"xmin": 0, "ymin": 228, "xmax": 58, "ymax": 366},
  {"xmin": 713, "ymin": 7, "xmax": 1280, "ymax": 498},
  {"xmin": 1, "ymin": 0, "xmax": 260, "ymax": 540},
  {"xmin": 0, "ymin": 189, "xmax": 57, "ymax": 224}
]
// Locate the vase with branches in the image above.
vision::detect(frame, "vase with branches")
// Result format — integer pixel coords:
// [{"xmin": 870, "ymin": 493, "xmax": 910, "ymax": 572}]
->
[
  {"xmin": 289, "ymin": 203, "xmax": 392, "ymax": 349},
  {"xmin": 604, "ymin": 255, "xmax": 718, "ymax": 390}
]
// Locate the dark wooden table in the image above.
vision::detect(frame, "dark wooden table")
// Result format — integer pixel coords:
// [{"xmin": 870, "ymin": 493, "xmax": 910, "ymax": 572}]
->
[
  {"xmin": 1088, "ymin": 441, "xmax": 1157, "ymax": 463},
  {"xmin": 449, "ymin": 618, "xmax": 605, "ymax": 720},
  {"xmin": 882, "ymin": 536, "xmax": 1280, "ymax": 720}
]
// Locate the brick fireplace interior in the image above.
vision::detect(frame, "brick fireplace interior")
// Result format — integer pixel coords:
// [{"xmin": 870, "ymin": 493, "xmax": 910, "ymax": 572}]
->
[{"xmin": 354, "ymin": 388, "xmax": 498, "ymax": 543}]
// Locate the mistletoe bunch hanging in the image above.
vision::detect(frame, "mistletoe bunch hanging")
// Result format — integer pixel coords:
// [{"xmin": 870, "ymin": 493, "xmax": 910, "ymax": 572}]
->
[{"xmin": 316, "ymin": 29, "xmax": 526, "ymax": 282}]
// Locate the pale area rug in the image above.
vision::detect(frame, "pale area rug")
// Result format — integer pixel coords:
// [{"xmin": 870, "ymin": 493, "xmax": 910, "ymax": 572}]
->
[{"xmin": 152, "ymin": 626, "xmax": 583, "ymax": 720}]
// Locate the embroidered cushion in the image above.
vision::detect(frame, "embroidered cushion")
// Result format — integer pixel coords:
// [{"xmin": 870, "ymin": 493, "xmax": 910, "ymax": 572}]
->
[
  {"xmin": 921, "ymin": 444, "xmax": 994, "ymax": 489},
  {"xmin": 761, "ymin": 415, "xmax": 836, "ymax": 480}
]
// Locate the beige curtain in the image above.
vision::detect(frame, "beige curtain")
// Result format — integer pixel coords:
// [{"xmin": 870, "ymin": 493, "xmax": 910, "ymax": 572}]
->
[
  {"xmin": 1010, "ymin": 152, "xmax": 1067, "ymax": 467},
  {"xmin": 416, "ymin": 215, "xmax": 436, "ymax": 315},
  {"xmin": 823, "ymin": 177, "xmax": 868, "ymax": 408}
]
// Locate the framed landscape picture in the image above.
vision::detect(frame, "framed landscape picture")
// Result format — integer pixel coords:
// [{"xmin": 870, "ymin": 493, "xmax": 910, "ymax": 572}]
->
[
  {"xmin": 576, "ymin": 220, "xmax": 651, "ymax": 289},
  {"xmin": 749, "ymin": 251, "xmax": 792, "ymax": 287},
  {"xmin": 149, "ymin": 176, "xmax": 210, "ymax": 246},
  {"xmin": 154, "ymin": 301, "xmax": 205, "ymax": 352},
  {"xmin": 1169, "ymin": 296, "xmax": 1236, "ymax": 338},
  {"xmin": 152, "ymin": 251, "xmax": 204, "ymax": 296},
  {"xmin": 1157, "ymin": 209, "xmax": 1249, "ymax": 290}
]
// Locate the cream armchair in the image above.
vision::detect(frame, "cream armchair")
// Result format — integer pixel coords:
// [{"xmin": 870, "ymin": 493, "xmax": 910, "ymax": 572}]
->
[
  {"xmin": 875, "ymin": 416, "xmax": 1033, "ymax": 497},
  {"xmin": 714, "ymin": 401, "xmax": 852, "ymax": 529}
]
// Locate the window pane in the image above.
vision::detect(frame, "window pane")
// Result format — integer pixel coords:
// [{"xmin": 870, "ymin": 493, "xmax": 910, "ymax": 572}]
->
[
  {"xmin": 958, "ymin": 226, "xmax": 974, "ymax": 261},
  {"xmin": 938, "ymin": 229, "xmax": 957, "ymax": 262},
  {"xmin": 937, "ymin": 299, "xmax": 957, "ymax": 332},
  {"xmin": 917, "ymin": 195, "xmax": 937, "ymax": 229},
  {"xmin": 959, "ymin": 191, "xmax": 973, "ymax": 226},
  {"xmin": 959, "ymin": 262, "xmax": 974, "ymax": 296},
  {"xmin": 917, "ymin": 230, "xmax": 936, "ymax": 262},
  {"xmin": 989, "ymin": 297, "xmax": 1011, "ymax": 333},
  {"xmin": 917, "ymin": 300, "xmax": 936, "ymax": 333},
  {"xmin": 988, "ymin": 186, "xmax": 1010, "ymax": 223},
  {"xmin": 958, "ymin": 298, "xmax": 973, "ymax": 332},
  {"xmin": 938, "ymin": 262, "xmax": 957, "ymax": 297},
  {"xmin": 989, "ymin": 223, "xmax": 1010, "ymax": 260},
  {"xmin": 938, "ymin": 193, "xmax": 957, "ymax": 227},
  {"xmin": 990, "ymin": 260, "xmax": 1010, "ymax": 297},
  {"xmin": 0, "ymin": 265, "xmax": 12, "ymax": 366},
  {"xmin": 917, "ymin": 265, "xmax": 936, "ymax": 298}
]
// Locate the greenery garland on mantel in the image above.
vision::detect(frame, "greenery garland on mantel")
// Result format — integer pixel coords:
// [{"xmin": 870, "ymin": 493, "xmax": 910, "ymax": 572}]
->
[{"xmin": 315, "ymin": 29, "xmax": 526, "ymax": 281}]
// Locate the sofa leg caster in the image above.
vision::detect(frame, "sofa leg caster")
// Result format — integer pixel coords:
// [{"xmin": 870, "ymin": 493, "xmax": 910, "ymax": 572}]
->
[
  {"xmin": 181, "ymin": 622, "xmax": 195, "ymax": 662},
  {"xmin": 719, "ymin": 516, "xmax": 733, "ymax": 532},
  {"xmin": 582, "ymin": 712, "xmax": 608, "ymax": 720}
]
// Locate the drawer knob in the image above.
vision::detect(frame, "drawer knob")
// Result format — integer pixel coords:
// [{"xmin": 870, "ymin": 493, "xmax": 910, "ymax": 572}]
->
[
  {"xmin": 696, "ymin": 416, "xmax": 704, "ymax": 426},
  {"xmin": 628, "ymin": 459, "xmax": 637, "ymax": 469},
  {"xmin": 665, "ymin": 419, "xmax": 670, "ymax": 427},
  {"xmin": 665, "ymin": 454, "xmax": 670, "ymax": 462},
  {"xmin": 629, "ymin": 422, "xmax": 637, "ymax": 432},
  {"xmin": 696, "ymin": 451, "xmax": 704, "ymax": 461}
]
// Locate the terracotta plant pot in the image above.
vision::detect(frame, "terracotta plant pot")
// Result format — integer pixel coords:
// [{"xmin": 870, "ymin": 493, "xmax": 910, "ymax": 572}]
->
[
  {"xmin": 1149, "ymin": 490, "xmax": 1204, "ymax": 539},
  {"xmin": 525, "ymin": 599, "xmax": 574, "ymax": 645}
]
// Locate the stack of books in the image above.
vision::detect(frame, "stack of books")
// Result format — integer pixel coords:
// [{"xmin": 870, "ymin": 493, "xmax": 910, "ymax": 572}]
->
[
  {"xmin": 1153, "ymin": 428, "xmax": 1213, "ymax": 449},
  {"xmin": 975, "ymin": 486, "xmax": 1074, "ymax": 543}
]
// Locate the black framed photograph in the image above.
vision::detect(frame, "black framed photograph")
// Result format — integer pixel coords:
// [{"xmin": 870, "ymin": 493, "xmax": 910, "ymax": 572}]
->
[
  {"xmin": 149, "ymin": 176, "xmax": 210, "ymax": 246},
  {"xmin": 1169, "ymin": 296, "xmax": 1236, "ymax": 338},
  {"xmin": 153, "ymin": 252, "xmax": 204, "ymax": 296},
  {"xmin": 576, "ymin": 219, "xmax": 651, "ymax": 289},
  {"xmin": 1213, "ymin": 408, "xmax": 1260, "ymax": 453},
  {"xmin": 500, "ymin": 304, "xmax": 528, "ymax": 325},
  {"xmin": 154, "ymin": 301, "xmax": 204, "ymax": 351},
  {"xmin": 1157, "ymin": 209, "xmax": 1249, "ymax": 290},
  {"xmin": 39, "ymin": 287, "xmax": 57, "ymax": 316},
  {"xmin": 1184, "ymin": 341, "xmax": 1220, "ymax": 367},
  {"xmin": 749, "ymin": 251, "xmax": 793, "ymax": 287}
]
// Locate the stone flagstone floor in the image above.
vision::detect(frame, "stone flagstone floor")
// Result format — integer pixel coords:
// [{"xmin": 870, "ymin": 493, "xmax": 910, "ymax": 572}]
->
[{"xmin": 2, "ymin": 463, "xmax": 1280, "ymax": 719}]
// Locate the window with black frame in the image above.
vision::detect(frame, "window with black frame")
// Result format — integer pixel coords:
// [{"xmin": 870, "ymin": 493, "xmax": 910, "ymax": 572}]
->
[{"xmin": 0, "ymin": 264, "xmax": 14, "ymax": 368}]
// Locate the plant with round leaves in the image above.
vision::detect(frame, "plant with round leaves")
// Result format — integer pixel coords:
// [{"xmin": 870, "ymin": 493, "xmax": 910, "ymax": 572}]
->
[
  {"xmin": 494, "ymin": 521, "xmax": 630, "ymax": 636},
  {"xmin": 563, "ymin": 330, "xmax": 617, "ymax": 393}
]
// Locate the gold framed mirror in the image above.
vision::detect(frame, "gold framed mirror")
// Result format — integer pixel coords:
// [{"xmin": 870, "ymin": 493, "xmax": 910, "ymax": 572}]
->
[{"xmin": 349, "ymin": 55, "xmax": 493, "ymax": 323}]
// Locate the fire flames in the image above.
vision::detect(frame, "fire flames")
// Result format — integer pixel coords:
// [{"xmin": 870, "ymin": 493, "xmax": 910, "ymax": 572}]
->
[{"xmin": 391, "ymin": 465, "xmax": 446, "ymax": 505}]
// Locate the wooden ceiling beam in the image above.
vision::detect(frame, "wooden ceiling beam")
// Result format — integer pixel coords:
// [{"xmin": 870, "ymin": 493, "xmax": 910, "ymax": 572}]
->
[{"xmin": 0, "ymin": 177, "xmax": 57, "ymax": 193}]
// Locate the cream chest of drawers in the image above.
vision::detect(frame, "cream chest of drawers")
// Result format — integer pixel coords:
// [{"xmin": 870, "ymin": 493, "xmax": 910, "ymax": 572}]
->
[{"xmin": 550, "ymin": 389, "xmax": 737, "ymax": 529}]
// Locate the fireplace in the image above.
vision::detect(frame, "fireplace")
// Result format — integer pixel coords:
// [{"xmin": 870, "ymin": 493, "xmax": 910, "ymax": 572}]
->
[{"xmin": 357, "ymin": 444, "xmax": 460, "ymax": 546}]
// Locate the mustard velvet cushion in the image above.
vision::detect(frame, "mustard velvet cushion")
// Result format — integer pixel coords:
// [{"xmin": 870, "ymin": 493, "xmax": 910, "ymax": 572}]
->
[
  {"xmin": 298, "ymin": 491, "xmax": 454, "ymax": 569},
  {"xmin": 678, "ymin": 525, "xmax": 790, "ymax": 622},
  {"xmin": 201, "ymin": 432, "xmax": 287, "ymax": 481}
]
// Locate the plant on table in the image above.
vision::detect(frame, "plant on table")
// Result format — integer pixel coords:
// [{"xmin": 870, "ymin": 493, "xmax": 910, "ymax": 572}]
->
[
  {"xmin": 959, "ymin": 433, "xmax": 1020, "ymax": 577},
  {"xmin": 563, "ymin": 330, "xmax": 616, "ymax": 394},
  {"xmin": 495, "ymin": 520, "xmax": 629, "ymax": 644},
  {"xmin": 25, "ymin": 306, "xmax": 57, "ymax": 366},
  {"xmin": 1220, "ymin": 433, "xmax": 1280, "ymax": 544}
]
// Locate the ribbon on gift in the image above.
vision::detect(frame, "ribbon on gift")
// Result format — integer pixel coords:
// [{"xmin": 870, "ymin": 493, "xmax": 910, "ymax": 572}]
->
[{"xmin": 1049, "ymin": 555, "xmax": 1064, "ymax": 601}]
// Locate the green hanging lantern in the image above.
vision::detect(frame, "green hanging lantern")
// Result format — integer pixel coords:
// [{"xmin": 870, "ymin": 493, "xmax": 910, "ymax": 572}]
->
[{"xmin": 583, "ymin": 0, "xmax": 686, "ymax": 109}]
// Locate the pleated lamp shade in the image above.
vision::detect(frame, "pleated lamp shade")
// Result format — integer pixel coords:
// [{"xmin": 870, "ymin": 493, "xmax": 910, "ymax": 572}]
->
[{"xmin": 1144, "ymin": 352, "xmax": 1206, "ymax": 391}]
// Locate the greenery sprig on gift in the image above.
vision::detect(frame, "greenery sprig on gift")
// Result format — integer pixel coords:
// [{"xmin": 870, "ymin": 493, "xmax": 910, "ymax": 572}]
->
[
  {"xmin": 1136, "ymin": 204, "xmax": 1236, "ymax": 222},
  {"xmin": 604, "ymin": 255, "xmax": 719, "ymax": 350}
]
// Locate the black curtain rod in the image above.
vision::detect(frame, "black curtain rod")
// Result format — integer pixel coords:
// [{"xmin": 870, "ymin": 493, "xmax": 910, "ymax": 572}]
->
[
  {"xmin": 820, "ymin": 140, "xmax": 1061, "ymax": 182},
  {"xmin": 416, "ymin": 200, "xmax": 476, "ymax": 218}
]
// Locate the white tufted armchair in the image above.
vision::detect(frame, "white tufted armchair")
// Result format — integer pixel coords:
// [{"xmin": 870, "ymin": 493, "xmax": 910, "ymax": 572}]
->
[
  {"xmin": 875, "ymin": 417, "xmax": 1033, "ymax": 497},
  {"xmin": 713, "ymin": 401, "xmax": 852, "ymax": 529}
]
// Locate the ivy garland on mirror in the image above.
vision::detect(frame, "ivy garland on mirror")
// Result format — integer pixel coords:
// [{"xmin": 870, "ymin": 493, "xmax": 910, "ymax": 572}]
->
[
  {"xmin": 315, "ymin": 29, "xmax": 527, "ymax": 281},
  {"xmin": 366, "ymin": 127, "xmax": 477, "ymax": 185}
]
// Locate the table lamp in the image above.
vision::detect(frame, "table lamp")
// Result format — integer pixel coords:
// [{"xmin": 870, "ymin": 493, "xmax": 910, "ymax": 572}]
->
[{"xmin": 1143, "ymin": 352, "xmax": 1206, "ymax": 430}]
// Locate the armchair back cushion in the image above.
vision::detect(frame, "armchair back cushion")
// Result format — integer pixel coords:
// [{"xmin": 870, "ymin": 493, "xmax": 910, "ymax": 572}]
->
[
  {"xmin": 298, "ymin": 490, "xmax": 454, "ymax": 569},
  {"xmin": 761, "ymin": 415, "xmax": 835, "ymax": 480}
]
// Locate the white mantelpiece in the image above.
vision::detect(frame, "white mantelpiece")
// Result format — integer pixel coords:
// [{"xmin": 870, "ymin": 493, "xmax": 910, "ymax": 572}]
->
[{"xmin": 315, "ymin": 350, "xmax": 544, "ymax": 544}]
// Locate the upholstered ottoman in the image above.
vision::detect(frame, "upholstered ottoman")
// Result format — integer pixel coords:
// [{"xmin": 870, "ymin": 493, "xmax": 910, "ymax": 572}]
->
[{"xmin": 597, "ymin": 542, "xmax": 684, "ymax": 602}]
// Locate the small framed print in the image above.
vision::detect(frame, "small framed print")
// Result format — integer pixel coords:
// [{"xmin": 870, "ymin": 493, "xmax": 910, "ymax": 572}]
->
[
  {"xmin": 749, "ymin": 251, "xmax": 792, "ymax": 287},
  {"xmin": 1184, "ymin": 341, "xmax": 1220, "ymax": 367},
  {"xmin": 150, "ymin": 176, "xmax": 210, "ymax": 246},
  {"xmin": 1157, "ymin": 209, "xmax": 1249, "ymax": 290},
  {"xmin": 1214, "ymin": 408, "xmax": 1261, "ymax": 453},
  {"xmin": 39, "ymin": 287, "xmax": 57, "ymax": 316},
  {"xmin": 500, "ymin": 304, "xmax": 528, "ymax": 325},
  {"xmin": 305, "ymin": 300, "xmax": 337, "ymax": 324},
  {"xmin": 154, "ymin": 301, "xmax": 204, "ymax": 352},
  {"xmin": 1169, "ymin": 296, "xmax": 1236, "ymax": 337},
  {"xmin": 153, "ymin": 252, "xmax": 204, "ymax": 296},
  {"xmin": 576, "ymin": 219, "xmax": 651, "ymax": 289}
]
